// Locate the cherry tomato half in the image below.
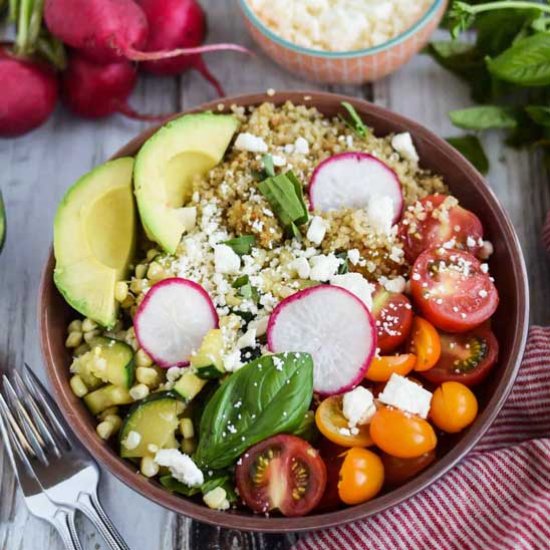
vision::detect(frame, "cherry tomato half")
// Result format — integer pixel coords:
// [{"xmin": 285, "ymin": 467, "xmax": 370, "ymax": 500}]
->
[
  {"xmin": 430, "ymin": 381, "xmax": 478, "ymax": 433},
  {"xmin": 398, "ymin": 194, "xmax": 484, "ymax": 262},
  {"xmin": 338, "ymin": 448, "xmax": 384, "ymax": 505},
  {"xmin": 371, "ymin": 285, "xmax": 414, "ymax": 354},
  {"xmin": 235, "ymin": 434, "xmax": 327, "ymax": 517},
  {"xmin": 410, "ymin": 248, "xmax": 499, "ymax": 333},
  {"xmin": 315, "ymin": 395, "xmax": 373, "ymax": 447},
  {"xmin": 407, "ymin": 316, "xmax": 441, "ymax": 371},
  {"xmin": 420, "ymin": 326, "xmax": 499, "ymax": 387},
  {"xmin": 365, "ymin": 354, "xmax": 417, "ymax": 382},
  {"xmin": 370, "ymin": 407, "xmax": 437, "ymax": 458},
  {"xmin": 381, "ymin": 450, "xmax": 436, "ymax": 486}
]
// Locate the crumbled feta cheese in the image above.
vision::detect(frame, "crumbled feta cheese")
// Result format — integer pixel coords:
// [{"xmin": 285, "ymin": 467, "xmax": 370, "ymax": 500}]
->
[
  {"xmin": 234, "ymin": 132, "xmax": 268, "ymax": 153},
  {"xmin": 342, "ymin": 386, "xmax": 376, "ymax": 428},
  {"xmin": 223, "ymin": 348, "xmax": 243, "ymax": 372},
  {"xmin": 378, "ymin": 374, "xmax": 433, "ymax": 419},
  {"xmin": 272, "ymin": 154, "xmax": 286, "ymax": 167},
  {"xmin": 347, "ymin": 248, "xmax": 360, "ymax": 265},
  {"xmin": 306, "ymin": 216, "xmax": 328, "ymax": 245},
  {"xmin": 367, "ymin": 195, "xmax": 395, "ymax": 234},
  {"xmin": 248, "ymin": 315, "xmax": 269, "ymax": 337},
  {"xmin": 294, "ymin": 136, "xmax": 310, "ymax": 155},
  {"xmin": 237, "ymin": 328, "xmax": 257, "ymax": 349},
  {"xmin": 309, "ymin": 254, "xmax": 340, "ymax": 282},
  {"xmin": 122, "ymin": 430, "xmax": 141, "ymax": 450},
  {"xmin": 154, "ymin": 449, "xmax": 204, "ymax": 487},
  {"xmin": 391, "ymin": 132, "xmax": 419, "ymax": 164},
  {"xmin": 214, "ymin": 244, "xmax": 241, "ymax": 274},
  {"xmin": 166, "ymin": 366, "xmax": 184, "ymax": 384},
  {"xmin": 290, "ymin": 257, "xmax": 311, "ymax": 279},
  {"xmin": 284, "ymin": 143, "xmax": 294, "ymax": 154},
  {"xmin": 379, "ymin": 275, "xmax": 407, "ymax": 294},
  {"xmin": 330, "ymin": 272, "xmax": 374, "ymax": 310},
  {"xmin": 389, "ymin": 246, "xmax": 404, "ymax": 263},
  {"xmin": 479, "ymin": 240, "xmax": 494, "ymax": 259}
]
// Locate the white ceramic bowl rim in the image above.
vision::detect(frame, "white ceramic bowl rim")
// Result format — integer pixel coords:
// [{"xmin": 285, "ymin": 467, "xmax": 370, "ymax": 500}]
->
[{"xmin": 238, "ymin": 0, "xmax": 445, "ymax": 58}]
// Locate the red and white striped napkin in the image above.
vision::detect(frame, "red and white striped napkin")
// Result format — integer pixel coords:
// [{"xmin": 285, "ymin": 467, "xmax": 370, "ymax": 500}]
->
[{"xmin": 297, "ymin": 217, "xmax": 550, "ymax": 550}]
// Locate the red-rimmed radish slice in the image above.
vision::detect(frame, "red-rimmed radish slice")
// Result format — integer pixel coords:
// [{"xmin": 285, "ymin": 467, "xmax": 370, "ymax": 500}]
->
[
  {"xmin": 267, "ymin": 285, "xmax": 376, "ymax": 395},
  {"xmin": 308, "ymin": 152, "xmax": 403, "ymax": 222},
  {"xmin": 134, "ymin": 278, "xmax": 218, "ymax": 368}
]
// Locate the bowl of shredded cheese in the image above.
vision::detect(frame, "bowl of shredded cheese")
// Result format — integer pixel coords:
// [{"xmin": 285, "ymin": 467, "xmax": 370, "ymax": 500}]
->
[{"xmin": 239, "ymin": 0, "xmax": 447, "ymax": 84}]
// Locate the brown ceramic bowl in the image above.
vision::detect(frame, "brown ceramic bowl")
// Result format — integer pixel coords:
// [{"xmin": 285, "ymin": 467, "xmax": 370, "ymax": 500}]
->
[{"xmin": 40, "ymin": 91, "xmax": 529, "ymax": 533}]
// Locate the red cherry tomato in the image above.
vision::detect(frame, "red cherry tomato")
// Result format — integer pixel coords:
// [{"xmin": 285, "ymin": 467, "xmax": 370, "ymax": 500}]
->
[
  {"xmin": 398, "ymin": 194, "xmax": 484, "ymax": 262},
  {"xmin": 371, "ymin": 285, "xmax": 414, "ymax": 354},
  {"xmin": 316, "ymin": 440, "xmax": 347, "ymax": 512},
  {"xmin": 420, "ymin": 326, "xmax": 499, "ymax": 386},
  {"xmin": 381, "ymin": 450, "xmax": 436, "ymax": 486},
  {"xmin": 235, "ymin": 434, "xmax": 327, "ymax": 517},
  {"xmin": 410, "ymin": 248, "xmax": 499, "ymax": 332}
]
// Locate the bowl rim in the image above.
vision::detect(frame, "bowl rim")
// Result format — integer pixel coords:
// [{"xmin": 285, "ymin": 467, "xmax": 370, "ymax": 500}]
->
[
  {"xmin": 237, "ymin": 0, "xmax": 446, "ymax": 58},
  {"xmin": 40, "ymin": 90, "xmax": 529, "ymax": 533}
]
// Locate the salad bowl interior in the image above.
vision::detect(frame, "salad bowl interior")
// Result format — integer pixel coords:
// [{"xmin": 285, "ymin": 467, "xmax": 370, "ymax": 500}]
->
[{"xmin": 40, "ymin": 91, "xmax": 529, "ymax": 532}]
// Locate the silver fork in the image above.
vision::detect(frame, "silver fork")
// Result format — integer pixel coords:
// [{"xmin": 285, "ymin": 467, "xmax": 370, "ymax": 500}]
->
[{"xmin": 1, "ymin": 365, "xmax": 131, "ymax": 550}]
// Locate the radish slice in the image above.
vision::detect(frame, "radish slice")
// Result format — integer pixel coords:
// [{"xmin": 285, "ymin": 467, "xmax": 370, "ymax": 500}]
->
[
  {"xmin": 267, "ymin": 285, "xmax": 376, "ymax": 395},
  {"xmin": 134, "ymin": 278, "xmax": 218, "ymax": 368},
  {"xmin": 308, "ymin": 152, "xmax": 403, "ymax": 223}
]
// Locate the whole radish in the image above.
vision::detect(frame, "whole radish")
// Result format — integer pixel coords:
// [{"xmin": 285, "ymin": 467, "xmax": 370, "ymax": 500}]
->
[
  {"xmin": 0, "ymin": 48, "xmax": 58, "ymax": 138},
  {"xmin": 43, "ymin": 0, "xmax": 250, "ymax": 65},
  {"xmin": 61, "ymin": 53, "xmax": 168, "ymax": 120},
  {"xmin": 138, "ymin": 0, "xmax": 224, "ymax": 96}
]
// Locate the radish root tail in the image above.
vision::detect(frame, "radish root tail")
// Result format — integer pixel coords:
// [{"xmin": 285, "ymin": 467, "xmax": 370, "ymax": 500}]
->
[
  {"xmin": 126, "ymin": 43, "xmax": 253, "ymax": 62},
  {"xmin": 116, "ymin": 102, "xmax": 172, "ymax": 122},
  {"xmin": 193, "ymin": 56, "xmax": 225, "ymax": 97}
]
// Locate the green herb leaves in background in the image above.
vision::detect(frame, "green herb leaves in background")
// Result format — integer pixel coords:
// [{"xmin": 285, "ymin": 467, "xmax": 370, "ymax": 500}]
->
[
  {"xmin": 446, "ymin": 135, "xmax": 490, "ymax": 174},
  {"xmin": 194, "ymin": 352, "xmax": 314, "ymax": 469},
  {"xmin": 340, "ymin": 102, "xmax": 369, "ymax": 138},
  {"xmin": 428, "ymin": 1, "xmax": 550, "ymax": 168}
]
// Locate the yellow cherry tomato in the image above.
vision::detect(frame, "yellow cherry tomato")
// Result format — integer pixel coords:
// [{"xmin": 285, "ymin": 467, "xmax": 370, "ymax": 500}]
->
[
  {"xmin": 370, "ymin": 407, "xmax": 437, "ymax": 458},
  {"xmin": 315, "ymin": 396, "xmax": 373, "ymax": 448},
  {"xmin": 408, "ymin": 316, "xmax": 441, "ymax": 372},
  {"xmin": 430, "ymin": 381, "xmax": 478, "ymax": 433},
  {"xmin": 338, "ymin": 448, "xmax": 384, "ymax": 505},
  {"xmin": 365, "ymin": 354, "xmax": 417, "ymax": 382}
]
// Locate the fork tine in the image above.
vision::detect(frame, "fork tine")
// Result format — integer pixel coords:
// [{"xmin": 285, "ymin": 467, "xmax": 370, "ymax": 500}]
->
[
  {"xmin": 23, "ymin": 364, "xmax": 72, "ymax": 446},
  {"xmin": 12, "ymin": 370, "xmax": 63, "ymax": 458},
  {"xmin": 0, "ymin": 393, "xmax": 35, "ymax": 470}
]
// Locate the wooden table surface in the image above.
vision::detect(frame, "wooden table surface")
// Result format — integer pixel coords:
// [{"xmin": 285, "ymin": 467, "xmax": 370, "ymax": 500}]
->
[{"xmin": 1, "ymin": 2, "xmax": 549, "ymax": 549}]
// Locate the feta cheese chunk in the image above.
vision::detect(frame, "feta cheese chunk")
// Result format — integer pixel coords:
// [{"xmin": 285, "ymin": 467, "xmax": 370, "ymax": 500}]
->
[
  {"xmin": 294, "ymin": 136, "xmax": 310, "ymax": 155},
  {"xmin": 272, "ymin": 154, "xmax": 287, "ymax": 167},
  {"xmin": 391, "ymin": 132, "xmax": 419, "ymax": 164},
  {"xmin": 367, "ymin": 195, "xmax": 395, "ymax": 235},
  {"xmin": 237, "ymin": 328, "xmax": 257, "ymax": 349},
  {"xmin": 121, "ymin": 430, "xmax": 141, "ymax": 451},
  {"xmin": 342, "ymin": 386, "xmax": 376, "ymax": 428},
  {"xmin": 378, "ymin": 374, "xmax": 433, "ymax": 419},
  {"xmin": 154, "ymin": 449, "xmax": 204, "ymax": 487},
  {"xmin": 234, "ymin": 132, "xmax": 268, "ymax": 153},
  {"xmin": 347, "ymin": 248, "xmax": 361, "ymax": 265},
  {"xmin": 330, "ymin": 273, "xmax": 374, "ymax": 310},
  {"xmin": 309, "ymin": 254, "xmax": 340, "ymax": 282},
  {"xmin": 379, "ymin": 275, "xmax": 407, "ymax": 294},
  {"xmin": 290, "ymin": 256, "xmax": 311, "ymax": 279},
  {"xmin": 306, "ymin": 216, "xmax": 328, "ymax": 245},
  {"xmin": 223, "ymin": 348, "xmax": 243, "ymax": 372},
  {"xmin": 249, "ymin": 315, "xmax": 269, "ymax": 337},
  {"xmin": 214, "ymin": 244, "xmax": 241, "ymax": 274}
]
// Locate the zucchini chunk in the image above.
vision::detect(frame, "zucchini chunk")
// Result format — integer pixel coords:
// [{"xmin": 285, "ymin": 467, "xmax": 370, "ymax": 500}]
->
[
  {"xmin": 89, "ymin": 336, "xmax": 135, "ymax": 389},
  {"xmin": 84, "ymin": 384, "xmax": 133, "ymax": 415}
]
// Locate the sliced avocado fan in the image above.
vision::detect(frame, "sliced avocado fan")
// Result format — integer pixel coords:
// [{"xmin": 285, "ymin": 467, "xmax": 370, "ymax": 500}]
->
[{"xmin": 54, "ymin": 157, "xmax": 136, "ymax": 328}]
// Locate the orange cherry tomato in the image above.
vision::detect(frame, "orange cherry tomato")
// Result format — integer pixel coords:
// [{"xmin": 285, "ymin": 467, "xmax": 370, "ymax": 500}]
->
[
  {"xmin": 365, "ymin": 354, "xmax": 417, "ymax": 382},
  {"xmin": 429, "ymin": 381, "xmax": 478, "ymax": 433},
  {"xmin": 338, "ymin": 448, "xmax": 384, "ymax": 505},
  {"xmin": 315, "ymin": 396, "xmax": 373, "ymax": 448},
  {"xmin": 408, "ymin": 316, "xmax": 441, "ymax": 372},
  {"xmin": 381, "ymin": 451, "xmax": 436, "ymax": 487},
  {"xmin": 370, "ymin": 407, "xmax": 437, "ymax": 458}
]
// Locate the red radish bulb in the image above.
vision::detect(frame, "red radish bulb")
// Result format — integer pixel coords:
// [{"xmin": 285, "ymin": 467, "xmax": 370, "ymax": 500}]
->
[
  {"xmin": 0, "ymin": 49, "xmax": 58, "ymax": 137},
  {"xmin": 61, "ymin": 53, "xmax": 168, "ymax": 120},
  {"xmin": 43, "ymin": 0, "xmax": 250, "ymax": 65},
  {"xmin": 137, "ymin": 0, "xmax": 225, "ymax": 96}
]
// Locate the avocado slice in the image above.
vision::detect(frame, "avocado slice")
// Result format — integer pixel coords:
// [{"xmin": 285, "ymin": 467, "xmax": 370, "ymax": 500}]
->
[
  {"xmin": 134, "ymin": 113, "xmax": 239, "ymax": 254},
  {"xmin": 54, "ymin": 158, "xmax": 136, "ymax": 328}
]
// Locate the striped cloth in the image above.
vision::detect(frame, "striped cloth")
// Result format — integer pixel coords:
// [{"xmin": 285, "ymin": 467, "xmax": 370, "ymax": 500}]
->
[{"xmin": 296, "ymin": 327, "xmax": 550, "ymax": 550}]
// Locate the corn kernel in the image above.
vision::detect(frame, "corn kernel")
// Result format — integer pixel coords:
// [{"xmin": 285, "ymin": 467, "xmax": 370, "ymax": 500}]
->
[
  {"xmin": 136, "ymin": 349, "xmax": 153, "ymax": 368},
  {"xmin": 115, "ymin": 282, "xmax": 129, "ymax": 303},
  {"xmin": 181, "ymin": 438, "xmax": 196, "ymax": 455},
  {"xmin": 203, "ymin": 487, "xmax": 230, "ymax": 510},
  {"xmin": 146, "ymin": 249, "xmax": 160, "ymax": 261},
  {"xmin": 147, "ymin": 262, "xmax": 164, "ymax": 282},
  {"xmin": 82, "ymin": 318, "xmax": 98, "ymax": 333},
  {"xmin": 136, "ymin": 367, "xmax": 160, "ymax": 387},
  {"xmin": 96, "ymin": 421, "xmax": 115, "ymax": 440},
  {"xmin": 103, "ymin": 414, "xmax": 122, "ymax": 432},
  {"xmin": 69, "ymin": 375, "xmax": 88, "ymax": 397},
  {"xmin": 135, "ymin": 264, "xmax": 147, "ymax": 279},
  {"xmin": 179, "ymin": 418, "xmax": 194, "ymax": 439},
  {"xmin": 98, "ymin": 406, "xmax": 118, "ymax": 420},
  {"xmin": 65, "ymin": 332, "xmax": 83, "ymax": 348},
  {"xmin": 84, "ymin": 330, "xmax": 100, "ymax": 344},
  {"xmin": 121, "ymin": 295, "xmax": 135, "ymax": 309},
  {"xmin": 129, "ymin": 384, "xmax": 150, "ymax": 401},
  {"xmin": 140, "ymin": 456, "xmax": 159, "ymax": 478},
  {"xmin": 130, "ymin": 279, "xmax": 148, "ymax": 294},
  {"xmin": 68, "ymin": 319, "xmax": 83, "ymax": 333},
  {"xmin": 74, "ymin": 343, "xmax": 90, "ymax": 357}
]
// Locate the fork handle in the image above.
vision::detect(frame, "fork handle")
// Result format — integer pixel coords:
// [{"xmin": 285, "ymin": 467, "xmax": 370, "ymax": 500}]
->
[
  {"xmin": 52, "ymin": 508, "xmax": 84, "ymax": 550},
  {"xmin": 77, "ymin": 492, "xmax": 131, "ymax": 550}
]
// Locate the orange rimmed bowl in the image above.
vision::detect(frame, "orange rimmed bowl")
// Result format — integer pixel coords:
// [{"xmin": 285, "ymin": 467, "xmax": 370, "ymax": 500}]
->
[{"xmin": 238, "ymin": 0, "xmax": 448, "ymax": 84}]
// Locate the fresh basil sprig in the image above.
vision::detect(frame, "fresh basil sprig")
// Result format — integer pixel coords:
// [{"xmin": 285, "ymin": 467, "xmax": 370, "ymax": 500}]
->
[
  {"xmin": 232, "ymin": 274, "xmax": 259, "ymax": 301},
  {"xmin": 223, "ymin": 235, "xmax": 256, "ymax": 255},
  {"xmin": 340, "ymin": 102, "xmax": 369, "ymax": 138},
  {"xmin": 449, "ymin": 106, "xmax": 518, "ymax": 130},
  {"xmin": 446, "ymin": 135, "xmax": 490, "ymax": 174},
  {"xmin": 194, "ymin": 352, "xmax": 314, "ymax": 469},
  {"xmin": 160, "ymin": 471, "xmax": 237, "ymax": 502}
]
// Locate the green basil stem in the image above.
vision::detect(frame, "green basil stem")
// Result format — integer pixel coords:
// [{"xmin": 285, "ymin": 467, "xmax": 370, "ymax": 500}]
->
[
  {"xmin": 9, "ymin": 0, "xmax": 19, "ymax": 22},
  {"xmin": 454, "ymin": 0, "xmax": 550, "ymax": 16},
  {"xmin": 28, "ymin": 0, "xmax": 44, "ymax": 48}
]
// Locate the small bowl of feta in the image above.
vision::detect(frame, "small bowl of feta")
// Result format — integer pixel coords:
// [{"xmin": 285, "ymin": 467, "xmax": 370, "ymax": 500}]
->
[{"xmin": 238, "ymin": 0, "xmax": 447, "ymax": 83}]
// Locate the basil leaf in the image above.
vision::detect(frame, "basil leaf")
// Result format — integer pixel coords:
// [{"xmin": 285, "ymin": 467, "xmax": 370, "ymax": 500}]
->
[
  {"xmin": 233, "ymin": 275, "xmax": 259, "ymax": 301},
  {"xmin": 340, "ymin": 102, "xmax": 369, "ymax": 138},
  {"xmin": 262, "ymin": 154, "xmax": 276, "ymax": 177},
  {"xmin": 159, "ymin": 475, "xmax": 201, "ymax": 497},
  {"xmin": 195, "ymin": 352, "xmax": 314, "ymax": 469},
  {"xmin": 292, "ymin": 410, "xmax": 320, "ymax": 444},
  {"xmin": 223, "ymin": 235, "xmax": 256, "ymax": 255},
  {"xmin": 449, "ymin": 106, "xmax": 517, "ymax": 130},
  {"xmin": 160, "ymin": 471, "xmax": 237, "ymax": 503},
  {"xmin": 335, "ymin": 251, "xmax": 349, "ymax": 275},
  {"xmin": 487, "ymin": 33, "xmax": 550, "ymax": 86},
  {"xmin": 446, "ymin": 135, "xmax": 490, "ymax": 175},
  {"xmin": 526, "ymin": 105, "xmax": 550, "ymax": 127}
]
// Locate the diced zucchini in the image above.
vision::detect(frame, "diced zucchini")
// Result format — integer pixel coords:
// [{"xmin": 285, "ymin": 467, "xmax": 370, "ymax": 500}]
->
[
  {"xmin": 173, "ymin": 371, "xmax": 207, "ymax": 401},
  {"xmin": 119, "ymin": 392, "xmax": 182, "ymax": 458},
  {"xmin": 89, "ymin": 336, "xmax": 135, "ymax": 389},
  {"xmin": 71, "ymin": 355, "xmax": 104, "ymax": 390},
  {"xmin": 84, "ymin": 384, "xmax": 133, "ymax": 415},
  {"xmin": 190, "ymin": 329, "xmax": 225, "ymax": 379}
]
